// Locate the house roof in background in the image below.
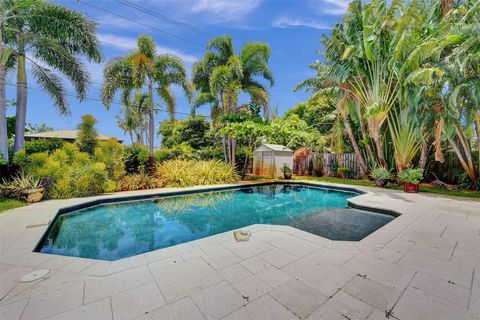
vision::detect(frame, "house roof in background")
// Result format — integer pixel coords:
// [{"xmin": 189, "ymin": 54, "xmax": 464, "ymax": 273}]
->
[
  {"xmin": 256, "ymin": 144, "xmax": 293, "ymax": 152},
  {"xmin": 24, "ymin": 130, "xmax": 123, "ymax": 142}
]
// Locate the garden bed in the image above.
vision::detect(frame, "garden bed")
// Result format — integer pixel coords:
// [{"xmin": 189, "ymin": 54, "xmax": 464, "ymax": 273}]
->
[{"xmin": 291, "ymin": 176, "xmax": 480, "ymax": 199}]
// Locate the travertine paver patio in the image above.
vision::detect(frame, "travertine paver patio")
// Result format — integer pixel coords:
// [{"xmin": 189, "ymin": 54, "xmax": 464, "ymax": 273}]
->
[{"xmin": 0, "ymin": 182, "xmax": 479, "ymax": 320}]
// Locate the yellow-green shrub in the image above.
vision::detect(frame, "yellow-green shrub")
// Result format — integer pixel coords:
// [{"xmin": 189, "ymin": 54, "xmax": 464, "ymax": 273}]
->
[
  {"xmin": 50, "ymin": 162, "xmax": 109, "ymax": 199},
  {"xmin": 94, "ymin": 139, "xmax": 125, "ymax": 181},
  {"xmin": 15, "ymin": 143, "xmax": 112, "ymax": 199},
  {"xmin": 120, "ymin": 172, "xmax": 160, "ymax": 191},
  {"xmin": 156, "ymin": 160, "xmax": 239, "ymax": 187}
]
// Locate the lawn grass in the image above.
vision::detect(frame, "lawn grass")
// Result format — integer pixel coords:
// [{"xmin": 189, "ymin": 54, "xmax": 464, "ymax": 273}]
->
[
  {"xmin": 291, "ymin": 176, "xmax": 480, "ymax": 199},
  {"xmin": 0, "ymin": 198, "xmax": 27, "ymax": 213}
]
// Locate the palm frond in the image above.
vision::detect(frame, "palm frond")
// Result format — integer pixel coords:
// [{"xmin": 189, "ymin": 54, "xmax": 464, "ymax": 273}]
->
[{"xmin": 30, "ymin": 62, "xmax": 68, "ymax": 114}]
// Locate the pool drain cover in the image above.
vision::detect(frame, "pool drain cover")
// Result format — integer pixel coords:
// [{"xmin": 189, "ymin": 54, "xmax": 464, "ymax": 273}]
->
[{"xmin": 20, "ymin": 269, "xmax": 49, "ymax": 282}]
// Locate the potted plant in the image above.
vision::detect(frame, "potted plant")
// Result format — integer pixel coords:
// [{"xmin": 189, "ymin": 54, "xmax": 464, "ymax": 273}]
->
[
  {"xmin": 12, "ymin": 173, "xmax": 45, "ymax": 203},
  {"xmin": 280, "ymin": 163, "xmax": 293, "ymax": 179},
  {"xmin": 398, "ymin": 168, "xmax": 424, "ymax": 193},
  {"xmin": 370, "ymin": 166, "xmax": 392, "ymax": 187}
]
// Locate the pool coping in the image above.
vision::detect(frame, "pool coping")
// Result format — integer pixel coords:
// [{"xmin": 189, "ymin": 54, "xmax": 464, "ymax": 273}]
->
[{"xmin": 32, "ymin": 181, "xmax": 400, "ymax": 261}]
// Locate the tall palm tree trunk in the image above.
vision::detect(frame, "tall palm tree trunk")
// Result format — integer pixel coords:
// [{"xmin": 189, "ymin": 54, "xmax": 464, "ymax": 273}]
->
[
  {"xmin": 418, "ymin": 131, "xmax": 431, "ymax": 169},
  {"xmin": 0, "ymin": 36, "xmax": 8, "ymax": 163},
  {"xmin": 148, "ymin": 80, "xmax": 154, "ymax": 173},
  {"xmin": 14, "ymin": 52, "xmax": 27, "ymax": 152},
  {"xmin": 136, "ymin": 130, "xmax": 143, "ymax": 145},
  {"xmin": 449, "ymin": 138, "xmax": 477, "ymax": 182},
  {"xmin": 455, "ymin": 124, "xmax": 476, "ymax": 177},
  {"xmin": 476, "ymin": 113, "xmax": 480, "ymax": 179},
  {"xmin": 355, "ymin": 104, "xmax": 375, "ymax": 162},
  {"xmin": 372, "ymin": 126, "xmax": 387, "ymax": 167},
  {"xmin": 343, "ymin": 117, "xmax": 369, "ymax": 175}
]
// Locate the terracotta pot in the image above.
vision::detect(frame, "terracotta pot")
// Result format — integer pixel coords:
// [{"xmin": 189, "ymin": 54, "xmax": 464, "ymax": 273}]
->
[
  {"xmin": 374, "ymin": 179, "xmax": 388, "ymax": 187},
  {"xmin": 403, "ymin": 183, "xmax": 419, "ymax": 193},
  {"xmin": 283, "ymin": 172, "xmax": 292, "ymax": 180},
  {"xmin": 22, "ymin": 188, "xmax": 45, "ymax": 203}
]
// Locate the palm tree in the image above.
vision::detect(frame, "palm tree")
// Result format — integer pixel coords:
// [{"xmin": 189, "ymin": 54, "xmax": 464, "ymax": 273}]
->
[
  {"xmin": 116, "ymin": 91, "xmax": 150, "ymax": 144},
  {"xmin": 192, "ymin": 36, "xmax": 274, "ymax": 163},
  {"xmin": 0, "ymin": 1, "xmax": 16, "ymax": 163},
  {"xmin": 2, "ymin": 0, "xmax": 102, "ymax": 153},
  {"xmin": 102, "ymin": 35, "xmax": 191, "ymax": 170},
  {"xmin": 193, "ymin": 36, "xmax": 273, "ymax": 117}
]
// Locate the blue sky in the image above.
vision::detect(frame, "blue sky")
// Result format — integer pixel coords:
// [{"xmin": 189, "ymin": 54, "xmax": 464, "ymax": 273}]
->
[{"xmin": 5, "ymin": 0, "xmax": 349, "ymax": 145}]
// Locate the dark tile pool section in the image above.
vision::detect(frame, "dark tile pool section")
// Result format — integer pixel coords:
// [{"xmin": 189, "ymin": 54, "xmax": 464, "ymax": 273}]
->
[
  {"xmin": 290, "ymin": 208, "xmax": 394, "ymax": 241},
  {"xmin": 35, "ymin": 182, "xmax": 396, "ymax": 261}
]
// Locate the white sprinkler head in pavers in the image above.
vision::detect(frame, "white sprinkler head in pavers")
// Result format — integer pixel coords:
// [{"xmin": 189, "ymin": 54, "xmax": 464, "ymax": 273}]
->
[{"xmin": 20, "ymin": 269, "xmax": 50, "ymax": 282}]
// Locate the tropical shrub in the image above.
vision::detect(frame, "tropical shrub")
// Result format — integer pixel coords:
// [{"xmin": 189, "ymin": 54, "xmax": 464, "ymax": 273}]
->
[
  {"xmin": 94, "ymin": 139, "xmax": 125, "ymax": 181},
  {"xmin": 156, "ymin": 160, "xmax": 196, "ymax": 187},
  {"xmin": 51, "ymin": 162, "xmax": 109, "ymax": 198},
  {"xmin": 24, "ymin": 138, "xmax": 64, "ymax": 154},
  {"xmin": 120, "ymin": 172, "xmax": 160, "ymax": 191},
  {"xmin": 124, "ymin": 144, "xmax": 149, "ymax": 174},
  {"xmin": 0, "ymin": 153, "xmax": 8, "ymax": 166},
  {"xmin": 156, "ymin": 160, "xmax": 239, "ymax": 187},
  {"xmin": 76, "ymin": 114, "xmax": 98, "ymax": 154},
  {"xmin": 154, "ymin": 143, "xmax": 195, "ymax": 162},
  {"xmin": 12, "ymin": 150, "xmax": 30, "ymax": 169},
  {"xmin": 193, "ymin": 160, "xmax": 239, "ymax": 185},
  {"xmin": 370, "ymin": 166, "xmax": 392, "ymax": 180},
  {"xmin": 195, "ymin": 147, "xmax": 224, "ymax": 161},
  {"xmin": 159, "ymin": 117, "xmax": 211, "ymax": 149},
  {"xmin": 398, "ymin": 168, "xmax": 424, "ymax": 185},
  {"xmin": 14, "ymin": 144, "xmax": 112, "ymax": 199}
]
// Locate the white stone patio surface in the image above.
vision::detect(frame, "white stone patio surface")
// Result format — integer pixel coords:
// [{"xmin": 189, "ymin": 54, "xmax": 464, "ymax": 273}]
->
[{"xmin": 0, "ymin": 182, "xmax": 479, "ymax": 320}]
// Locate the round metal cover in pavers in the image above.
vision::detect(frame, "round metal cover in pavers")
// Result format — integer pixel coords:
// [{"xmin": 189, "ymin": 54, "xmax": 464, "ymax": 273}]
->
[{"xmin": 20, "ymin": 269, "xmax": 49, "ymax": 282}]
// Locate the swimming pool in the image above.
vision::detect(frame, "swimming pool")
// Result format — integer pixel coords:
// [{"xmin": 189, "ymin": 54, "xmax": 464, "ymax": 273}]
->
[{"xmin": 35, "ymin": 183, "xmax": 395, "ymax": 260}]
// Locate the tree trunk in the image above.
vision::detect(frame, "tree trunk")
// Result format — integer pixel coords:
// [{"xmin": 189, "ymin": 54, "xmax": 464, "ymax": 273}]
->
[
  {"xmin": 373, "ymin": 134, "xmax": 387, "ymax": 168},
  {"xmin": 476, "ymin": 113, "xmax": 480, "ymax": 180},
  {"xmin": 148, "ymin": 80, "xmax": 154, "ymax": 174},
  {"xmin": 418, "ymin": 135, "xmax": 431, "ymax": 169},
  {"xmin": 128, "ymin": 132, "xmax": 134, "ymax": 145},
  {"xmin": 0, "ymin": 39, "xmax": 8, "ymax": 163},
  {"xmin": 14, "ymin": 52, "xmax": 27, "ymax": 152},
  {"xmin": 455, "ymin": 124, "xmax": 476, "ymax": 178},
  {"xmin": 449, "ymin": 138, "xmax": 477, "ymax": 182},
  {"xmin": 368, "ymin": 118, "xmax": 387, "ymax": 167},
  {"xmin": 355, "ymin": 104, "xmax": 375, "ymax": 163},
  {"xmin": 222, "ymin": 134, "xmax": 228, "ymax": 163},
  {"xmin": 136, "ymin": 129, "xmax": 143, "ymax": 145},
  {"xmin": 343, "ymin": 117, "xmax": 369, "ymax": 175}
]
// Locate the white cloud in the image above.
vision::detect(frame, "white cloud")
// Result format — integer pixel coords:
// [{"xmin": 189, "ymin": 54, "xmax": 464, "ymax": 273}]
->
[
  {"xmin": 149, "ymin": 0, "xmax": 261, "ymax": 23},
  {"xmin": 97, "ymin": 33, "xmax": 198, "ymax": 64},
  {"xmin": 315, "ymin": 0, "xmax": 350, "ymax": 15},
  {"xmin": 272, "ymin": 17, "xmax": 330, "ymax": 30},
  {"xmin": 190, "ymin": 0, "xmax": 261, "ymax": 20}
]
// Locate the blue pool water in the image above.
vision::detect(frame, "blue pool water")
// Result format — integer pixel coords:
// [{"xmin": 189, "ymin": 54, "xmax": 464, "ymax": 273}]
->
[{"xmin": 36, "ymin": 183, "xmax": 394, "ymax": 260}]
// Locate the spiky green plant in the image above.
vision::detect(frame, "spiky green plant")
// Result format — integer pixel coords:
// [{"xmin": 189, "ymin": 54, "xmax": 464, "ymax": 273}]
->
[
  {"xmin": 388, "ymin": 112, "xmax": 422, "ymax": 172},
  {"xmin": 156, "ymin": 159, "xmax": 239, "ymax": 187},
  {"xmin": 120, "ymin": 172, "xmax": 159, "ymax": 191}
]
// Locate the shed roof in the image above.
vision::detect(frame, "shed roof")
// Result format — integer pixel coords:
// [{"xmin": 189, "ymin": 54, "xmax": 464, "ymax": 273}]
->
[
  {"xmin": 255, "ymin": 144, "xmax": 293, "ymax": 152},
  {"xmin": 24, "ymin": 130, "xmax": 123, "ymax": 142}
]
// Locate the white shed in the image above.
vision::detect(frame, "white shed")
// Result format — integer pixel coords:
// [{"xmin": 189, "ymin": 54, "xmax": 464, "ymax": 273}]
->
[{"xmin": 253, "ymin": 144, "xmax": 294, "ymax": 177}]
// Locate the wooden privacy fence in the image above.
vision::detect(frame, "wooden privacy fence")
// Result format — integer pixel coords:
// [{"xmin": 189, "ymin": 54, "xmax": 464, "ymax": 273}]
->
[{"xmin": 293, "ymin": 152, "xmax": 365, "ymax": 179}]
